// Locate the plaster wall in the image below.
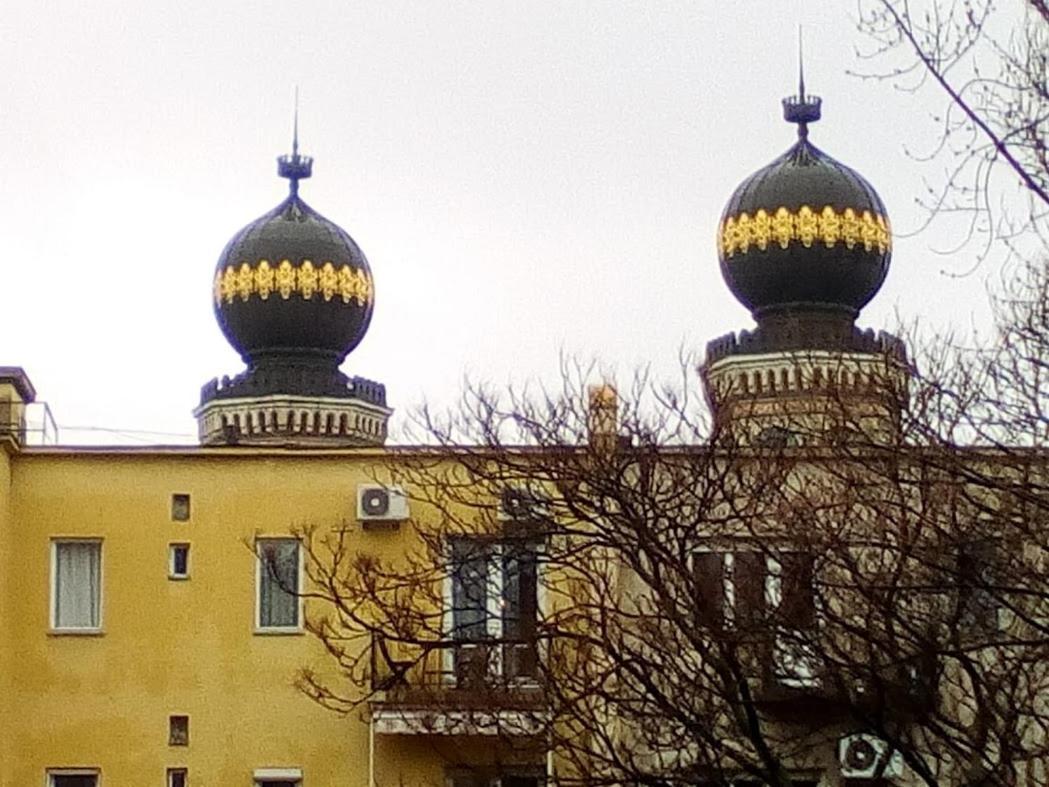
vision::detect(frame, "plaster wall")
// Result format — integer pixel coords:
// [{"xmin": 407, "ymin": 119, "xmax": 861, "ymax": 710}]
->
[
  {"xmin": 0, "ymin": 444, "xmax": 13, "ymax": 785},
  {"xmin": 1, "ymin": 448, "xmax": 442, "ymax": 787}
]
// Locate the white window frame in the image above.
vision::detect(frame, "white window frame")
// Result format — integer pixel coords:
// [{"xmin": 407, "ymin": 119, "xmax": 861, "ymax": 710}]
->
[
  {"xmin": 49, "ymin": 539, "xmax": 103, "ymax": 633},
  {"xmin": 254, "ymin": 537, "xmax": 303, "ymax": 633},
  {"xmin": 442, "ymin": 538, "xmax": 542, "ymax": 685},
  {"xmin": 166, "ymin": 767, "xmax": 188, "ymax": 787},
  {"xmin": 765, "ymin": 554, "xmax": 819, "ymax": 688},
  {"xmin": 46, "ymin": 769, "xmax": 100, "ymax": 787},
  {"xmin": 691, "ymin": 548, "xmax": 812, "ymax": 626},
  {"xmin": 443, "ymin": 540, "xmax": 500, "ymax": 682},
  {"xmin": 169, "ymin": 543, "xmax": 191, "ymax": 580},
  {"xmin": 691, "ymin": 547, "xmax": 820, "ymax": 687}
]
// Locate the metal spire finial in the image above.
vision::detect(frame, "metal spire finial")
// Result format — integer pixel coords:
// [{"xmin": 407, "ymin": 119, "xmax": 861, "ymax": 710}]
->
[
  {"xmin": 292, "ymin": 85, "xmax": 300, "ymax": 158},
  {"xmin": 782, "ymin": 27, "xmax": 821, "ymax": 138},
  {"xmin": 798, "ymin": 26, "xmax": 806, "ymax": 101},
  {"xmin": 278, "ymin": 85, "xmax": 312, "ymax": 193}
]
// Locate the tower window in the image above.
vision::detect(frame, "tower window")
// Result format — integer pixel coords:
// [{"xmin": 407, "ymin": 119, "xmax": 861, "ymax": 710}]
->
[
  {"xmin": 171, "ymin": 493, "xmax": 191, "ymax": 522},
  {"xmin": 169, "ymin": 714, "xmax": 189, "ymax": 746},
  {"xmin": 169, "ymin": 544, "xmax": 190, "ymax": 579},
  {"xmin": 168, "ymin": 768, "xmax": 188, "ymax": 787}
]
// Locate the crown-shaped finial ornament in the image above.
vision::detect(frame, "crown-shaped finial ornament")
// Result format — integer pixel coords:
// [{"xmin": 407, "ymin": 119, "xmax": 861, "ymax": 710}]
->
[
  {"xmin": 277, "ymin": 86, "xmax": 313, "ymax": 191},
  {"xmin": 781, "ymin": 28, "xmax": 822, "ymax": 137}
]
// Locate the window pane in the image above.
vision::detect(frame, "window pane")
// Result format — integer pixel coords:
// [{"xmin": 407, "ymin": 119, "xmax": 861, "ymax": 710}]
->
[
  {"xmin": 54, "ymin": 541, "xmax": 101, "ymax": 629},
  {"xmin": 502, "ymin": 543, "xmax": 539, "ymax": 678},
  {"xmin": 733, "ymin": 552, "xmax": 767, "ymax": 627},
  {"xmin": 171, "ymin": 544, "xmax": 189, "ymax": 577},
  {"xmin": 51, "ymin": 776, "xmax": 98, "ymax": 787},
  {"xmin": 693, "ymin": 551, "xmax": 725, "ymax": 629},
  {"xmin": 258, "ymin": 539, "xmax": 299, "ymax": 628},
  {"xmin": 502, "ymin": 543, "xmax": 538, "ymax": 638},
  {"xmin": 451, "ymin": 540, "xmax": 489, "ymax": 640},
  {"xmin": 958, "ymin": 540, "xmax": 1000, "ymax": 634},
  {"xmin": 778, "ymin": 552, "xmax": 815, "ymax": 628}
]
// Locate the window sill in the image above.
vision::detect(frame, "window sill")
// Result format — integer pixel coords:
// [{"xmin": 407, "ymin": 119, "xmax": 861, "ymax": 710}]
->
[
  {"xmin": 168, "ymin": 574, "xmax": 191, "ymax": 581},
  {"xmin": 254, "ymin": 626, "xmax": 305, "ymax": 636},
  {"xmin": 48, "ymin": 628, "xmax": 104, "ymax": 637}
]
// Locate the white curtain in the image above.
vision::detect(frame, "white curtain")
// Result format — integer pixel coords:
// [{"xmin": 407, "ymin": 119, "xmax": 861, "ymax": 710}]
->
[
  {"xmin": 259, "ymin": 540, "xmax": 299, "ymax": 627},
  {"xmin": 54, "ymin": 542, "xmax": 101, "ymax": 628}
]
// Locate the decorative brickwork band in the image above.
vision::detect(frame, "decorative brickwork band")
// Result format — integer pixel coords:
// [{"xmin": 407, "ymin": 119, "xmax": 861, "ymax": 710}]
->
[
  {"xmin": 718, "ymin": 205, "xmax": 891, "ymax": 259},
  {"xmin": 214, "ymin": 260, "xmax": 373, "ymax": 306}
]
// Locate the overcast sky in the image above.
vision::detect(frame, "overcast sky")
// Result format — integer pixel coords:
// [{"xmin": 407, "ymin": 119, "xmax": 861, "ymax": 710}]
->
[{"xmin": 0, "ymin": 1, "xmax": 1014, "ymax": 444}]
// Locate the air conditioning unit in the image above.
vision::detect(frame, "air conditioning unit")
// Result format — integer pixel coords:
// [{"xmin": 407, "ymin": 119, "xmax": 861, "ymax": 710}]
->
[
  {"xmin": 357, "ymin": 485, "xmax": 409, "ymax": 524},
  {"xmin": 500, "ymin": 487, "xmax": 548, "ymax": 521},
  {"xmin": 839, "ymin": 733, "xmax": 903, "ymax": 779}
]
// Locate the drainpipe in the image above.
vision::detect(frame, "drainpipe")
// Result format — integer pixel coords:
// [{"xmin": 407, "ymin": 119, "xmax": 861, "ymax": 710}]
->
[{"xmin": 369, "ymin": 714, "xmax": 376, "ymax": 787}]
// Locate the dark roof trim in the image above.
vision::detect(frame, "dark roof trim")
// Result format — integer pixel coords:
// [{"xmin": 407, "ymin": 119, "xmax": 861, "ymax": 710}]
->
[{"xmin": 0, "ymin": 367, "xmax": 36, "ymax": 403}]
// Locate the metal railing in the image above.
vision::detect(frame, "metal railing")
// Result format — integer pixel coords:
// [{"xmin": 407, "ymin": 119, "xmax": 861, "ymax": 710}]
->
[
  {"xmin": 370, "ymin": 636, "xmax": 543, "ymax": 709},
  {"xmin": 0, "ymin": 401, "xmax": 58, "ymax": 446}
]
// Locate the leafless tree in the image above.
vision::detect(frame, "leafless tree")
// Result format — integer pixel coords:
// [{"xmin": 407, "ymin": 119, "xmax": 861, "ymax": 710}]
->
[
  {"xmin": 856, "ymin": 0, "xmax": 1048, "ymax": 262},
  {"xmin": 284, "ymin": 258, "xmax": 1049, "ymax": 785}
]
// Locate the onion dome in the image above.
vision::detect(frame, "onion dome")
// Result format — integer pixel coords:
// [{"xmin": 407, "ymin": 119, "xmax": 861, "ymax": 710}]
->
[
  {"xmin": 212, "ymin": 144, "xmax": 374, "ymax": 365},
  {"xmin": 716, "ymin": 83, "xmax": 891, "ymax": 320}
]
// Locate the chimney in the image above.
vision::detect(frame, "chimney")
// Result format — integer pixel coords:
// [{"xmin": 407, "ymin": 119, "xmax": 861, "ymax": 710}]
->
[{"xmin": 587, "ymin": 384, "xmax": 619, "ymax": 450}]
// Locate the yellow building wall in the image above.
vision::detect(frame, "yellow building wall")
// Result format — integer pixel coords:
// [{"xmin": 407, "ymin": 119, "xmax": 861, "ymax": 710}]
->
[
  {"xmin": 0, "ymin": 443, "xmax": 13, "ymax": 785},
  {"xmin": 1, "ymin": 447, "xmax": 456, "ymax": 787}
]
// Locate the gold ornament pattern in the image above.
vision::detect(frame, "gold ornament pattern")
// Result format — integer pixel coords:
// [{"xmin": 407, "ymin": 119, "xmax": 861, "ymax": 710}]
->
[
  {"xmin": 718, "ymin": 205, "xmax": 891, "ymax": 259},
  {"xmin": 214, "ymin": 259, "xmax": 373, "ymax": 306}
]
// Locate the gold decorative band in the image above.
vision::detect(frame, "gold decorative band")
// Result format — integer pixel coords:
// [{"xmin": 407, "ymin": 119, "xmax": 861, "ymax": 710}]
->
[
  {"xmin": 213, "ymin": 260, "xmax": 373, "ymax": 306},
  {"xmin": 718, "ymin": 205, "xmax": 891, "ymax": 259}
]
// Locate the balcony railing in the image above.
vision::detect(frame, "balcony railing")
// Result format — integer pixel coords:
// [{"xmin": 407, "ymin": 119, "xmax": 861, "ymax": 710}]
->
[
  {"xmin": 369, "ymin": 637, "xmax": 546, "ymax": 736},
  {"xmin": 0, "ymin": 401, "xmax": 58, "ymax": 446},
  {"xmin": 750, "ymin": 637, "xmax": 936, "ymax": 722}
]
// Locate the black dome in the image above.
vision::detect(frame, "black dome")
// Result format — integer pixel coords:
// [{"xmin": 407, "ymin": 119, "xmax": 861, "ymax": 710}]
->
[
  {"xmin": 212, "ymin": 158, "xmax": 374, "ymax": 364},
  {"xmin": 717, "ymin": 96, "xmax": 891, "ymax": 318}
]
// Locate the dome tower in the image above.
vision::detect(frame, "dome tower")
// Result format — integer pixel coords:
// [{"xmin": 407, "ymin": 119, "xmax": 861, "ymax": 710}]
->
[
  {"xmin": 195, "ymin": 135, "xmax": 391, "ymax": 446},
  {"xmin": 701, "ymin": 77, "xmax": 908, "ymax": 444}
]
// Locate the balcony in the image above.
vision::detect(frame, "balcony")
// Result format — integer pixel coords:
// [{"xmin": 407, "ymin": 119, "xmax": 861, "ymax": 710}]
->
[
  {"xmin": 751, "ymin": 637, "xmax": 936, "ymax": 723},
  {"xmin": 369, "ymin": 637, "xmax": 547, "ymax": 736}
]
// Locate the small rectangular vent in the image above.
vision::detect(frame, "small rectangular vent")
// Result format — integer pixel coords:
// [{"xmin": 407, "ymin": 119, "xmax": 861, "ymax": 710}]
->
[
  {"xmin": 169, "ymin": 714, "xmax": 189, "ymax": 746},
  {"xmin": 171, "ymin": 494, "xmax": 191, "ymax": 522}
]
